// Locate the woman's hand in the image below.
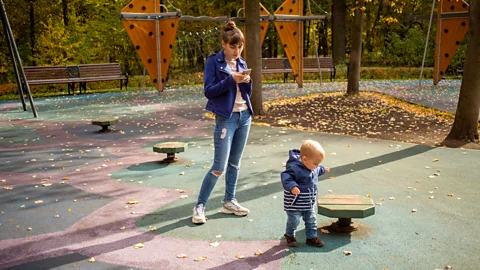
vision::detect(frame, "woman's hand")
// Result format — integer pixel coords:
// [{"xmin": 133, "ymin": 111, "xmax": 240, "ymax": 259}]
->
[
  {"xmin": 232, "ymin": 72, "xmax": 250, "ymax": 84},
  {"xmin": 291, "ymin": 187, "xmax": 300, "ymax": 195}
]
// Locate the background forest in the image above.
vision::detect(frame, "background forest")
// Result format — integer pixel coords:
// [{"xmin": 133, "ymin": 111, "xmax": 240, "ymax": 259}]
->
[{"xmin": 0, "ymin": 0, "xmax": 468, "ymax": 87}]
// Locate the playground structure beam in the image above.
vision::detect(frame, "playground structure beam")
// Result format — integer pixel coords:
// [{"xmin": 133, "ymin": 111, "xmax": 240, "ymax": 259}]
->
[
  {"xmin": 119, "ymin": 12, "xmax": 328, "ymax": 22},
  {"xmin": 407, "ymin": 11, "xmax": 469, "ymax": 21}
]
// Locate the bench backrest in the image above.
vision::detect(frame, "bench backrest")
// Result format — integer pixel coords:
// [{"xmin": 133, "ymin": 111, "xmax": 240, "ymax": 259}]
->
[
  {"xmin": 303, "ymin": 57, "xmax": 334, "ymax": 69},
  {"xmin": 24, "ymin": 66, "xmax": 68, "ymax": 81},
  {"xmin": 262, "ymin": 58, "xmax": 288, "ymax": 69},
  {"xmin": 77, "ymin": 63, "xmax": 122, "ymax": 78}
]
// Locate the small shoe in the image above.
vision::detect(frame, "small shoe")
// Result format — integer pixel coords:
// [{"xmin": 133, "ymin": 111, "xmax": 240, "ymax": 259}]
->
[
  {"xmin": 192, "ymin": 204, "xmax": 206, "ymax": 224},
  {"xmin": 284, "ymin": 234, "xmax": 298, "ymax": 247},
  {"xmin": 306, "ymin": 237, "xmax": 325, "ymax": 247},
  {"xmin": 220, "ymin": 200, "xmax": 250, "ymax": 216}
]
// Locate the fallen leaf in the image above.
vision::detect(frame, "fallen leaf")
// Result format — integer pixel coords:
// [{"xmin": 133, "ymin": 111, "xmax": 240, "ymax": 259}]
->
[
  {"xmin": 120, "ymin": 226, "xmax": 126, "ymax": 230},
  {"xmin": 432, "ymin": 158, "xmax": 440, "ymax": 162},
  {"xmin": 34, "ymin": 200, "xmax": 43, "ymax": 204},
  {"xmin": 177, "ymin": 254, "xmax": 187, "ymax": 258},
  {"xmin": 255, "ymin": 249, "xmax": 264, "ymax": 256},
  {"xmin": 133, "ymin": 243, "xmax": 144, "ymax": 249},
  {"xmin": 88, "ymin": 257, "xmax": 95, "ymax": 263},
  {"xmin": 411, "ymin": 209, "xmax": 417, "ymax": 212},
  {"xmin": 235, "ymin": 254, "xmax": 245, "ymax": 259},
  {"xmin": 194, "ymin": 256, "xmax": 207, "ymax": 262},
  {"xmin": 42, "ymin": 183, "xmax": 52, "ymax": 187},
  {"xmin": 3, "ymin": 187, "xmax": 13, "ymax": 190},
  {"xmin": 209, "ymin": 242, "xmax": 219, "ymax": 247},
  {"xmin": 344, "ymin": 251, "xmax": 352, "ymax": 255},
  {"xmin": 447, "ymin": 193, "xmax": 454, "ymax": 197},
  {"xmin": 63, "ymin": 177, "xmax": 70, "ymax": 180},
  {"xmin": 150, "ymin": 227, "xmax": 157, "ymax": 231},
  {"xmin": 127, "ymin": 200, "xmax": 139, "ymax": 205},
  {"xmin": 180, "ymin": 195, "xmax": 188, "ymax": 199}
]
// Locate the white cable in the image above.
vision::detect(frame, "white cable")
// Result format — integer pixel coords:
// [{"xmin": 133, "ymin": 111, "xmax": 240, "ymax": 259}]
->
[
  {"xmin": 419, "ymin": 0, "xmax": 436, "ymax": 87},
  {"xmin": 308, "ymin": 0, "xmax": 322, "ymax": 86}
]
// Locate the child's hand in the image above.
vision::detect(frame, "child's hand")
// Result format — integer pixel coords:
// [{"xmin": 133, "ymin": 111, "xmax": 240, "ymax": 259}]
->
[
  {"xmin": 325, "ymin": 166, "xmax": 330, "ymax": 173},
  {"xmin": 291, "ymin": 187, "xmax": 300, "ymax": 195}
]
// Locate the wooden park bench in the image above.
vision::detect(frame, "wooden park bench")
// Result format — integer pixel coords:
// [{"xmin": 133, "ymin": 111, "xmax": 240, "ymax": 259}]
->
[
  {"xmin": 23, "ymin": 66, "xmax": 75, "ymax": 94},
  {"xmin": 261, "ymin": 58, "xmax": 292, "ymax": 83},
  {"xmin": 261, "ymin": 57, "xmax": 336, "ymax": 82},
  {"xmin": 153, "ymin": 142, "xmax": 188, "ymax": 163},
  {"xmin": 318, "ymin": 194, "xmax": 375, "ymax": 232},
  {"xmin": 24, "ymin": 63, "xmax": 128, "ymax": 95},
  {"xmin": 303, "ymin": 57, "xmax": 336, "ymax": 81},
  {"xmin": 70, "ymin": 63, "xmax": 128, "ymax": 94}
]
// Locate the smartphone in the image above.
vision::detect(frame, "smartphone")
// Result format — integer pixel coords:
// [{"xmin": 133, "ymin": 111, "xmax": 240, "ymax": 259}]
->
[{"xmin": 242, "ymin": 69, "xmax": 252, "ymax": 75}]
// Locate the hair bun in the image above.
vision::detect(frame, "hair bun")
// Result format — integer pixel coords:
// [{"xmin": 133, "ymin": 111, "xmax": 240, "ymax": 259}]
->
[{"xmin": 224, "ymin": 21, "xmax": 237, "ymax": 32}]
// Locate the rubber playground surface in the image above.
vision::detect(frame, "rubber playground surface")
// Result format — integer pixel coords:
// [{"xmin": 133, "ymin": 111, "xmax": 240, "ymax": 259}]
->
[{"xmin": 1, "ymin": 80, "xmax": 479, "ymax": 270}]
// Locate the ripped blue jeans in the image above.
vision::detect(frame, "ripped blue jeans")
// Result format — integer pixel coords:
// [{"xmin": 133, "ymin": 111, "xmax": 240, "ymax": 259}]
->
[{"xmin": 196, "ymin": 110, "xmax": 252, "ymax": 207}]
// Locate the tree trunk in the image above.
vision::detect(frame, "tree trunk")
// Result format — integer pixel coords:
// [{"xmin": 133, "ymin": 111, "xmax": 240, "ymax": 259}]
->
[
  {"xmin": 304, "ymin": 20, "xmax": 310, "ymax": 57},
  {"xmin": 445, "ymin": 1, "xmax": 480, "ymax": 143},
  {"xmin": 319, "ymin": 21, "xmax": 328, "ymax": 56},
  {"xmin": 365, "ymin": 1, "xmax": 383, "ymax": 53},
  {"xmin": 346, "ymin": 0, "xmax": 365, "ymax": 96},
  {"xmin": 332, "ymin": 0, "xmax": 346, "ymax": 65},
  {"xmin": 29, "ymin": 0, "xmax": 35, "ymax": 65},
  {"xmin": 62, "ymin": 0, "xmax": 68, "ymax": 26},
  {"xmin": 245, "ymin": 0, "xmax": 264, "ymax": 115}
]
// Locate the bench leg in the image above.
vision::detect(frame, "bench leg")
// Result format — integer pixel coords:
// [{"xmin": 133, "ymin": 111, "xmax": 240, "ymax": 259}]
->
[
  {"xmin": 329, "ymin": 218, "xmax": 356, "ymax": 233},
  {"xmin": 80, "ymin": 82, "xmax": 86, "ymax": 94},
  {"xmin": 100, "ymin": 125, "xmax": 110, "ymax": 132}
]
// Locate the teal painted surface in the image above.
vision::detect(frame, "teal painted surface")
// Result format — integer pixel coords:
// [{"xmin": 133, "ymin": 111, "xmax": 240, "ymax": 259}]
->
[{"xmin": 0, "ymin": 184, "xmax": 113, "ymax": 240}]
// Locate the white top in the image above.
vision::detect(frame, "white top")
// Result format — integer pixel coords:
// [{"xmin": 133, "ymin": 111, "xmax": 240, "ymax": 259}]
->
[{"xmin": 226, "ymin": 59, "xmax": 248, "ymax": 112}]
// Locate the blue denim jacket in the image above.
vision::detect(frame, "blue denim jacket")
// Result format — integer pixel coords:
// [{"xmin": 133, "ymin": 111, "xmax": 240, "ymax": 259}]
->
[
  {"xmin": 281, "ymin": 149, "xmax": 327, "ymax": 211},
  {"xmin": 203, "ymin": 49, "xmax": 254, "ymax": 118}
]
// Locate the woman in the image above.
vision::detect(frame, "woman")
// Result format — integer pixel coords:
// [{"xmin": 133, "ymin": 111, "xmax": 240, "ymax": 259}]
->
[{"xmin": 192, "ymin": 21, "xmax": 253, "ymax": 224}]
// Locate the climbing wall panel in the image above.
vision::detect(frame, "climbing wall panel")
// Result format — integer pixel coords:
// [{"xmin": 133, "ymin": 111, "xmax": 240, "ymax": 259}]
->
[
  {"xmin": 434, "ymin": 0, "xmax": 469, "ymax": 85},
  {"xmin": 122, "ymin": 0, "xmax": 179, "ymax": 90},
  {"xmin": 260, "ymin": 3, "xmax": 270, "ymax": 45},
  {"xmin": 274, "ymin": 0, "xmax": 303, "ymax": 87}
]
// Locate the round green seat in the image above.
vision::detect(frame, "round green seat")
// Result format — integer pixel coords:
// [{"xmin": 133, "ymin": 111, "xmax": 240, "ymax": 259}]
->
[
  {"xmin": 91, "ymin": 118, "xmax": 118, "ymax": 132},
  {"xmin": 153, "ymin": 142, "xmax": 188, "ymax": 162},
  {"xmin": 318, "ymin": 194, "xmax": 375, "ymax": 232}
]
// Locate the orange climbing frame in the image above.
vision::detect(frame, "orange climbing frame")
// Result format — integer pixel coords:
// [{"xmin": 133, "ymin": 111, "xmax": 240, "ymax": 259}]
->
[
  {"xmin": 259, "ymin": 3, "xmax": 271, "ymax": 45},
  {"xmin": 121, "ymin": 0, "xmax": 179, "ymax": 91},
  {"xmin": 274, "ymin": 0, "xmax": 304, "ymax": 87},
  {"xmin": 434, "ymin": 0, "xmax": 469, "ymax": 85}
]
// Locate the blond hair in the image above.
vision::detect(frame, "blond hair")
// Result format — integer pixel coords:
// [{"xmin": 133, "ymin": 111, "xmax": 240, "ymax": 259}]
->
[{"xmin": 300, "ymin": 139, "xmax": 325, "ymax": 159}]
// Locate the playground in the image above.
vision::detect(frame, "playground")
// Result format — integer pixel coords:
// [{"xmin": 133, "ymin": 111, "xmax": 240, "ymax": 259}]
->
[
  {"xmin": 1, "ymin": 0, "xmax": 480, "ymax": 269},
  {"xmin": 1, "ymin": 80, "xmax": 480, "ymax": 270}
]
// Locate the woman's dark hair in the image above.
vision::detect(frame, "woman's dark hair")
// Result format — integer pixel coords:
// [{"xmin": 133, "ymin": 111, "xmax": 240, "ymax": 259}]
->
[{"xmin": 222, "ymin": 21, "xmax": 245, "ymax": 45}]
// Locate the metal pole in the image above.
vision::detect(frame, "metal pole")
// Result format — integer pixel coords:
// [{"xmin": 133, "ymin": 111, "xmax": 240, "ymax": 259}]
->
[
  {"xmin": 155, "ymin": 0, "xmax": 162, "ymax": 92},
  {"xmin": 0, "ymin": 3, "xmax": 26, "ymax": 111},
  {"xmin": 419, "ymin": 0, "xmax": 436, "ymax": 88},
  {"xmin": 142, "ymin": 66, "xmax": 146, "ymax": 90},
  {"xmin": 0, "ymin": 0, "xmax": 37, "ymax": 117}
]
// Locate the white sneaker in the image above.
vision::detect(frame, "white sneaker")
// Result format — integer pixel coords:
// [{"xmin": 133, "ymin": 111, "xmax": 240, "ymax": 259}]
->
[
  {"xmin": 220, "ymin": 200, "xmax": 250, "ymax": 216},
  {"xmin": 192, "ymin": 204, "xmax": 206, "ymax": 224}
]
